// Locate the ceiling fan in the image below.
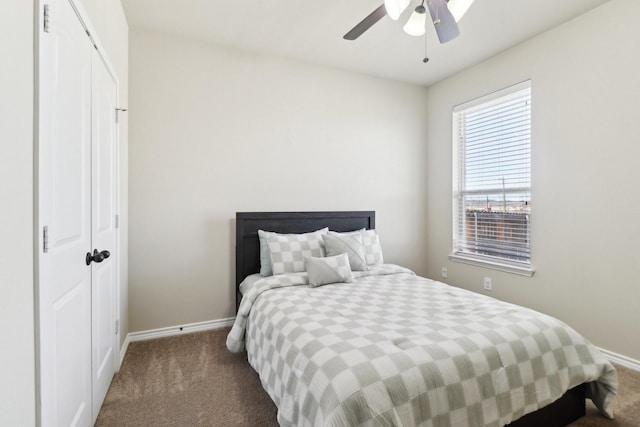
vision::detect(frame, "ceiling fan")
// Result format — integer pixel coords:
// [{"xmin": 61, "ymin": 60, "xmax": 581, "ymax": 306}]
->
[{"xmin": 344, "ymin": 0, "xmax": 474, "ymax": 43}]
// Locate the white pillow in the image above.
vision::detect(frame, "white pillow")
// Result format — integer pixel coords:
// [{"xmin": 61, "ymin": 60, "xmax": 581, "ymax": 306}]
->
[
  {"xmin": 258, "ymin": 228, "xmax": 328, "ymax": 276},
  {"xmin": 361, "ymin": 229, "xmax": 384, "ymax": 265},
  {"xmin": 328, "ymin": 228, "xmax": 384, "ymax": 266},
  {"xmin": 267, "ymin": 230, "xmax": 327, "ymax": 275},
  {"xmin": 305, "ymin": 254, "xmax": 353, "ymax": 287},
  {"xmin": 323, "ymin": 232, "xmax": 368, "ymax": 271}
]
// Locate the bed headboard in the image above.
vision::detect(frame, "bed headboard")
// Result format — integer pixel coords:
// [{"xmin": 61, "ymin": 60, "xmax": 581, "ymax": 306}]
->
[{"xmin": 235, "ymin": 211, "xmax": 375, "ymax": 308}]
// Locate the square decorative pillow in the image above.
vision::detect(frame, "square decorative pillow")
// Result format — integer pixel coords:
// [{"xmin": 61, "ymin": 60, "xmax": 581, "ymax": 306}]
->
[
  {"xmin": 323, "ymin": 232, "xmax": 368, "ymax": 271},
  {"xmin": 267, "ymin": 230, "xmax": 327, "ymax": 275},
  {"xmin": 258, "ymin": 228, "xmax": 328, "ymax": 276},
  {"xmin": 361, "ymin": 229, "xmax": 384, "ymax": 265},
  {"xmin": 305, "ymin": 254, "xmax": 353, "ymax": 287}
]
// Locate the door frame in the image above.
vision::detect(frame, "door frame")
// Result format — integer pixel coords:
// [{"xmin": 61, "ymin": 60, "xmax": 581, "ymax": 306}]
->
[{"xmin": 34, "ymin": 0, "xmax": 122, "ymax": 424}]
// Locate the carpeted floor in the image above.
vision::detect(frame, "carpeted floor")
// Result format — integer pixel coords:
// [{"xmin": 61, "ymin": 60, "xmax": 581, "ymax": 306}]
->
[{"xmin": 96, "ymin": 328, "xmax": 639, "ymax": 426}]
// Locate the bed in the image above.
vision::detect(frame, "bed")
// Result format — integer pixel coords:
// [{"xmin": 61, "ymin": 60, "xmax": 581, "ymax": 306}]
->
[{"xmin": 227, "ymin": 211, "xmax": 617, "ymax": 427}]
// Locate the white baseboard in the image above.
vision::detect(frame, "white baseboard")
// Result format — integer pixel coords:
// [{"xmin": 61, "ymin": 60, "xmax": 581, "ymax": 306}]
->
[
  {"xmin": 118, "ymin": 334, "xmax": 130, "ymax": 370},
  {"xmin": 599, "ymin": 347, "xmax": 640, "ymax": 372},
  {"xmin": 126, "ymin": 317, "xmax": 236, "ymax": 344}
]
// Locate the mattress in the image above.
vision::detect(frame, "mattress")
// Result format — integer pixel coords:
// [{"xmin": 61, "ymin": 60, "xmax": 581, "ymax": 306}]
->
[{"xmin": 227, "ymin": 265, "xmax": 617, "ymax": 427}]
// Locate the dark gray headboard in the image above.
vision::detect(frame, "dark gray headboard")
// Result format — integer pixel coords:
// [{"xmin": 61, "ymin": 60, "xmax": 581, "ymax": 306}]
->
[{"xmin": 235, "ymin": 211, "xmax": 375, "ymax": 308}]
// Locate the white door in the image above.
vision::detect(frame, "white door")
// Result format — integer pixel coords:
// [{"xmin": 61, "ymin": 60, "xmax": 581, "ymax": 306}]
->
[
  {"xmin": 39, "ymin": 0, "xmax": 119, "ymax": 425},
  {"xmin": 90, "ymin": 49, "xmax": 118, "ymax": 421},
  {"xmin": 39, "ymin": 0, "xmax": 93, "ymax": 425}
]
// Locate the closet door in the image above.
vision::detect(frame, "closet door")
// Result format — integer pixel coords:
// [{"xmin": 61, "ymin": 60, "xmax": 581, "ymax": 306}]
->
[
  {"xmin": 39, "ymin": 0, "xmax": 119, "ymax": 424},
  {"xmin": 38, "ymin": 0, "xmax": 93, "ymax": 425},
  {"xmin": 90, "ymin": 49, "xmax": 118, "ymax": 421}
]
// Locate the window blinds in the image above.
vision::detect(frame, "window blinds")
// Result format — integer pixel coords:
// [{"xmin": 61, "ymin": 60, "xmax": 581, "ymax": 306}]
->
[{"xmin": 453, "ymin": 82, "xmax": 531, "ymax": 265}]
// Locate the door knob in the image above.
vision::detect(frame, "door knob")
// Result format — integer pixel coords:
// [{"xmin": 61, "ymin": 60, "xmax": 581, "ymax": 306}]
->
[{"xmin": 86, "ymin": 249, "xmax": 110, "ymax": 266}]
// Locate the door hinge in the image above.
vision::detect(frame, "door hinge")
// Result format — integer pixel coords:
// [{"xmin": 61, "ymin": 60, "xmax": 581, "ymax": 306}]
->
[
  {"xmin": 115, "ymin": 108, "xmax": 127, "ymax": 124},
  {"xmin": 115, "ymin": 214, "xmax": 119, "ymax": 229},
  {"xmin": 115, "ymin": 320, "xmax": 119, "ymax": 335},
  {"xmin": 43, "ymin": 226, "xmax": 49, "ymax": 253},
  {"xmin": 43, "ymin": 4, "xmax": 50, "ymax": 33}
]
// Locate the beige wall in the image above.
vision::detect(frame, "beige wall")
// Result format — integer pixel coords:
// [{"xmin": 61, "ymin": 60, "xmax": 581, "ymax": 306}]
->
[
  {"xmin": 0, "ymin": 2, "xmax": 35, "ymax": 425},
  {"xmin": 424, "ymin": 0, "xmax": 640, "ymax": 361},
  {"xmin": 128, "ymin": 29, "xmax": 430, "ymax": 332}
]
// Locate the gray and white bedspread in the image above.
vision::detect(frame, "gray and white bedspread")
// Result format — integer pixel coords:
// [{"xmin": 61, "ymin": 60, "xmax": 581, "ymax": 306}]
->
[{"xmin": 227, "ymin": 265, "xmax": 617, "ymax": 427}]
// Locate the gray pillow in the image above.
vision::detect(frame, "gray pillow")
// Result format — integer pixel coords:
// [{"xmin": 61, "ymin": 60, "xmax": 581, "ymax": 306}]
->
[
  {"xmin": 257, "ymin": 230, "xmax": 276, "ymax": 276},
  {"xmin": 267, "ymin": 230, "xmax": 327, "ymax": 275},
  {"xmin": 323, "ymin": 232, "xmax": 368, "ymax": 271},
  {"xmin": 305, "ymin": 254, "xmax": 353, "ymax": 287},
  {"xmin": 361, "ymin": 229, "xmax": 384, "ymax": 265},
  {"xmin": 258, "ymin": 228, "xmax": 328, "ymax": 276}
]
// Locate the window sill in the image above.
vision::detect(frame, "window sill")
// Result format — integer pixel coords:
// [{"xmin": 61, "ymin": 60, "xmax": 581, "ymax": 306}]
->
[{"xmin": 448, "ymin": 253, "xmax": 535, "ymax": 277}]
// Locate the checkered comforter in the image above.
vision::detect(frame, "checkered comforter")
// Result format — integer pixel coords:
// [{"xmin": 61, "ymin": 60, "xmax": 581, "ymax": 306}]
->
[{"xmin": 227, "ymin": 265, "xmax": 617, "ymax": 427}]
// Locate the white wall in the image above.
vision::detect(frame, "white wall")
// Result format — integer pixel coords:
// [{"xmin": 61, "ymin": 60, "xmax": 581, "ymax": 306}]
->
[
  {"xmin": 424, "ymin": 0, "xmax": 640, "ymax": 361},
  {"xmin": 0, "ymin": 2, "xmax": 35, "ymax": 425},
  {"xmin": 128, "ymin": 30, "xmax": 430, "ymax": 332}
]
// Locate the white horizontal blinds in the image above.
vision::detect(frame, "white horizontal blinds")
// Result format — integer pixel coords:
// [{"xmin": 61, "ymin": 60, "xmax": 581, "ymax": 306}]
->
[{"xmin": 454, "ymin": 82, "xmax": 531, "ymax": 264}]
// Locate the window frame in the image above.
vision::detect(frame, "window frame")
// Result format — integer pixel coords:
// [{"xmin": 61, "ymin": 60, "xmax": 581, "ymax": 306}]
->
[{"xmin": 449, "ymin": 81, "xmax": 535, "ymax": 277}]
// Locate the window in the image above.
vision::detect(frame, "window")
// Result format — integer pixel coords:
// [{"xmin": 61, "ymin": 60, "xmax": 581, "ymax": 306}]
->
[{"xmin": 451, "ymin": 81, "xmax": 533, "ymax": 276}]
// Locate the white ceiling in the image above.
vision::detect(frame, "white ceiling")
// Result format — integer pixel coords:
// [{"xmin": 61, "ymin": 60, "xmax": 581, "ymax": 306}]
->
[{"xmin": 121, "ymin": 0, "xmax": 610, "ymax": 87}]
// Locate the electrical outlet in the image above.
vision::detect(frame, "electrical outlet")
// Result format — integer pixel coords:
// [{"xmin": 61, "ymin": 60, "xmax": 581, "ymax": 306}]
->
[
  {"xmin": 441, "ymin": 267, "xmax": 448, "ymax": 278},
  {"xmin": 484, "ymin": 277, "xmax": 492, "ymax": 291}
]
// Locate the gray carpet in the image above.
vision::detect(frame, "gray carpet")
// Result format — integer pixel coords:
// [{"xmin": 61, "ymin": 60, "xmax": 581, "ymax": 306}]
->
[{"xmin": 96, "ymin": 328, "xmax": 639, "ymax": 426}]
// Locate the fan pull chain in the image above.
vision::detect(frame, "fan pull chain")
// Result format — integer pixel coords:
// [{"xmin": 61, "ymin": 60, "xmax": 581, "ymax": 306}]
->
[{"xmin": 423, "ymin": 32, "xmax": 429, "ymax": 63}]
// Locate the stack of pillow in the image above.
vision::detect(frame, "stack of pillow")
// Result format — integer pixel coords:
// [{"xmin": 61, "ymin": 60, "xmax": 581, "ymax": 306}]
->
[{"xmin": 257, "ymin": 228, "xmax": 384, "ymax": 287}]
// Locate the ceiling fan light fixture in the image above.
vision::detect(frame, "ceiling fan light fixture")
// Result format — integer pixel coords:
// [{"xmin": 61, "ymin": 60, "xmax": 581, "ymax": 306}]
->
[
  {"xmin": 447, "ymin": 0, "xmax": 474, "ymax": 22},
  {"xmin": 403, "ymin": 6, "xmax": 427, "ymax": 37},
  {"xmin": 384, "ymin": 0, "xmax": 411, "ymax": 21}
]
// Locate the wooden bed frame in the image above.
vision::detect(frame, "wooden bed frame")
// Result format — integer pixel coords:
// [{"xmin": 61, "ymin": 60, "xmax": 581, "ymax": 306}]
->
[
  {"xmin": 235, "ymin": 210, "xmax": 376, "ymax": 308},
  {"xmin": 235, "ymin": 210, "xmax": 586, "ymax": 427}
]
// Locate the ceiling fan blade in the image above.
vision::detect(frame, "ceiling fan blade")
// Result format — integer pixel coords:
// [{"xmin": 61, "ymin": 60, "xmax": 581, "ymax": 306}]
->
[
  {"xmin": 426, "ymin": 0, "xmax": 460, "ymax": 43},
  {"xmin": 343, "ymin": 4, "xmax": 387, "ymax": 40}
]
